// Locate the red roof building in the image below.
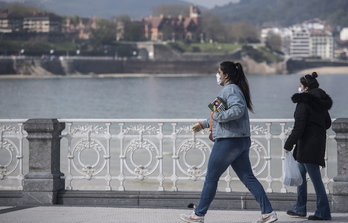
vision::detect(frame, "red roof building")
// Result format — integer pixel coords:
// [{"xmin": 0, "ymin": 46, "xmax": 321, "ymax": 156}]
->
[{"xmin": 141, "ymin": 5, "xmax": 201, "ymax": 42}]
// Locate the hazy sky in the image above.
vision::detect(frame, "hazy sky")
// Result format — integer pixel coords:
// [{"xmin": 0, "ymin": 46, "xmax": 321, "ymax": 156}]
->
[
  {"xmin": 185, "ymin": 0, "xmax": 239, "ymax": 9},
  {"xmin": 2, "ymin": 0, "xmax": 240, "ymax": 12},
  {"xmin": 2, "ymin": 0, "xmax": 239, "ymax": 10}
]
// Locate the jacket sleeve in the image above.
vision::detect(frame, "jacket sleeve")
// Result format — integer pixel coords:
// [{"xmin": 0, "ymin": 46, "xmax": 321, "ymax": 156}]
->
[
  {"xmin": 213, "ymin": 88, "xmax": 245, "ymax": 122},
  {"xmin": 284, "ymin": 103, "xmax": 308, "ymax": 151},
  {"xmin": 201, "ymin": 117, "xmax": 210, "ymax": 129},
  {"xmin": 325, "ymin": 111, "xmax": 331, "ymax": 130}
]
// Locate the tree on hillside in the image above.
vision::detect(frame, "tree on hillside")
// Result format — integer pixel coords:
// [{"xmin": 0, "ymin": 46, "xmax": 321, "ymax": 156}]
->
[
  {"xmin": 7, "ymin": 3, "xmax": 43, "ymax": 15},
  {"xmin": 200, "ymin": 11, "xmax": 226, "ymax": 43},
  {"xmin": 90, "ymin": 18, "xmax": 116, "ymax": 49},
  {"xmin": 226, "ymin": 22, "xmax": 259, "ymax": 43},
  {"xmin": 265, "ymin": 34, "xmax": 282, "ymax": 53},
  {"xmin": 151, "ymin": 4, "xmax": 189, "ymax": 17},
  {"xmin": 70, "ymin": 15, "xmax": 81, "ymax": 26},
  {"xmin": 115, "ymin": 15, "xmax": 144, "ymax": 42},
  {"xmin": 212, "ymin": 0, "xmax": 348, "ymax": 28},
  {"xmin": 326, "ymin": 8, "xmax": 348, "ymax": 28}
]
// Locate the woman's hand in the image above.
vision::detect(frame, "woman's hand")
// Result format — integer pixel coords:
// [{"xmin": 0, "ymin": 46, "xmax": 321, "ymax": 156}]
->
[{"xmin": 192, "ymin": 122, "xmax": 203, "ymax": 132}]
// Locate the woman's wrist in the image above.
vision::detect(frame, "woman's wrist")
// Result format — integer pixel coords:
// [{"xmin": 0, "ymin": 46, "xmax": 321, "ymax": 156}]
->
[{"xmin": 210, "ymin": 111, "xmax": 215, "ymax": 121}]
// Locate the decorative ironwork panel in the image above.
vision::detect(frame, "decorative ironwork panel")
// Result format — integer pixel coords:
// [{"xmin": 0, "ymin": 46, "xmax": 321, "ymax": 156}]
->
[{"xmin": 0, "ymin": 120, "xmax": 27, "ymax": 190}]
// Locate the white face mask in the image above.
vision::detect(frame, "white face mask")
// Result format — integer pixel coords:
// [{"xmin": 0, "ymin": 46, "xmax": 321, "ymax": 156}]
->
[
  {"xmin": 298, "ymin": 87, "xmax": 304, "ymax": 93},
  {"xmin": 216, "ymin": 73, "xmax": 222, "ymax": 85}
]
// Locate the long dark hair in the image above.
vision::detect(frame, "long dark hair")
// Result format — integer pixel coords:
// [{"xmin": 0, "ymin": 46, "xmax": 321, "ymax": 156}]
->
[
  {"xmin": 220, "ymin": 61, "xmax": 253, "ymax": 112},
  {"xmin": 300, "ymin": 72, "xmax": 319, "ymax": 90}
]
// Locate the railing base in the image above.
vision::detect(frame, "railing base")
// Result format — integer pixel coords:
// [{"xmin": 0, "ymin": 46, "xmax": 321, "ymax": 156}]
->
[
  {"xmin": 332, "ymin": 179, "xmax": 348, "ymax": 213},
  {"xmin": 0, "ymin": 191, "xmax": 22, "ymax": 206},
  {"xmin": 55, "ymin": 191, "xmax": 321, "ymax": 212},
  {"xmin": 0, "ymin": 190, "xmax": 333, "ymax": 213}
]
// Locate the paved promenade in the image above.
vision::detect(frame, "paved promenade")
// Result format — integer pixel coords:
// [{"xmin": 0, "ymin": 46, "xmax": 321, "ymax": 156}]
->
[{"xmin": 0, "ymin": 206, "xmax": 347, "ymax": 223}]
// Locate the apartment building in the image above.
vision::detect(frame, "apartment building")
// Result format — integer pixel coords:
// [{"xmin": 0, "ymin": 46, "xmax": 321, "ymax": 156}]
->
[
  {"xmin": 288, "ymin": 26, "xmax": 334, "ymax": 59},
  {"xmin": 23, "ymin": 13, "xmax": 61, "ymax": 33},
  {"xmin": 262, "ymin": 19, "xmax": 334, "ymax": 60},
  {"xmin": 0, "ymin": 10, "xmax": 62, "ymax": 33},
  {"xmin": 290, "ymin": 27, "xmax": 310, "ymax": 58},
  {"xmin": 310, "ymin": 29, "xmax": 334, "ymax": 60},
  {"xmin": 0, "ymin": 10, "xmax": 23, "ymax": 33}
]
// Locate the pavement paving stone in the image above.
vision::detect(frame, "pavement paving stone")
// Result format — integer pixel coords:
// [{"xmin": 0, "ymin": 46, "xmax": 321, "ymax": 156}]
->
[{"xmin": 0, "ymin": 206, "xmax": 347, "ymax": 223}]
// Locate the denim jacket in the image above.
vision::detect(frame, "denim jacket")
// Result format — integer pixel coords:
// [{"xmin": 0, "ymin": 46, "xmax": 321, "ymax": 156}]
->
[{"xmin": 201, "ymin": 81, "xmax": 250, "ymax": 140}]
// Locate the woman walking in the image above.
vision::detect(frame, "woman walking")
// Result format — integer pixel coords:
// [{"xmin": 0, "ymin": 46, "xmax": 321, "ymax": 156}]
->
[
  {"xmin": 179, "ymin": 61, "xmax": 277, "ymax": 223},
  {"xmin": 284, "ymin": 72, "xmax": 332, "ymax": 220}
]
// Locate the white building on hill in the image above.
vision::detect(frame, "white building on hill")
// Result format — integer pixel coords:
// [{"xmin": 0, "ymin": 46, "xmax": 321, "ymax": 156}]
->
[
  {"xmin": 340, "ymin": 28, "xmax": 348, "ymax": 41},
  {"xmin": 290, "ymin": 26, "xmax": 310, "ymax": 58},
  {"xmin": 261, "ymin": 18, "xmax": 334, "ymax": 60},
  {"xmin": 309, "ymin": 29, "xmax": 334, "ymax": 59}
]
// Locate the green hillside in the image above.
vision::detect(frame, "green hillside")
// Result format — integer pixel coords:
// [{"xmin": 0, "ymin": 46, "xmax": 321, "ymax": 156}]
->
[{"xmin": 212, "ymin": 0, "xmax": 348, "ymax": 27}]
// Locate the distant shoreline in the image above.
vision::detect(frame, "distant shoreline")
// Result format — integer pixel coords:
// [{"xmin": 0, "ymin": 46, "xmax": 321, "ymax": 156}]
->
[
  {"xmin": 0, "ymin": 73, "xmax": 212, "ymax": 78},
  {"xmin": 0, "ymin": 66, "xmax": 347, "ymax": 78},
  {"xmin": 296, "ymin": 66, "xmax": 348, "ymax": 75}
]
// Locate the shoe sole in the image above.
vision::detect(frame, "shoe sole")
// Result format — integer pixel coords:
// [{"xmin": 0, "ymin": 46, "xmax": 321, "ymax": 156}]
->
[
  {"xmin": 179, "ymin": 215, "xmax": 203, "ymax": 223},
  {"xmin": 308, "ymin": 216, "xmax": 330, "ymax": 220},
  {"xmin": 257, "ymin": 217, "xmax": 278, "ymax": 223},
  {"xmin": 287, "ymin": 211, "xmax": 306, "ymax": 218},
  {"xmin": 287, "ymin": 213, "xmax": 306, "ymax": 217},
  {"xmin": 266, "ymin": 219, "xmax": 278, "ymax": 223}
]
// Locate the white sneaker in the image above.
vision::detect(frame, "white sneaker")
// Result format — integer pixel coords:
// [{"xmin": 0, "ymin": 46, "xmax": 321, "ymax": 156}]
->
[
  {"xmin": 256, "ymin": 211, "xmax": 278, "ymax": 223},
  {"xmin": 179, "ymin": 211, "xmax": 204, "ymax": 223}
]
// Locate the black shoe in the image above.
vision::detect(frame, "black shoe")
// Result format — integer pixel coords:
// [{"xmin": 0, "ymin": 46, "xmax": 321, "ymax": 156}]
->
[
  {"xmin": 308, "ymin": 215, "xmax": 330, "ymax": 220},
  {"xmin": 287, "ymin": 210, "xmax": 306, "ymax": 217}
]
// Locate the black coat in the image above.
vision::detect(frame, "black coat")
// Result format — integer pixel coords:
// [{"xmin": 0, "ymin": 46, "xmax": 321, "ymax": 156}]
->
[{"xmin": 284, "ymin": 88, "xmax": 333, "ymax": 167}]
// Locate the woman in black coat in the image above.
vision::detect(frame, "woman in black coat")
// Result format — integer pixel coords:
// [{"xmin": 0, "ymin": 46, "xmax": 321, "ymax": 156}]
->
[{"xmin": 284, "ymin": 72, "xmax": 332, "ymax": 221}]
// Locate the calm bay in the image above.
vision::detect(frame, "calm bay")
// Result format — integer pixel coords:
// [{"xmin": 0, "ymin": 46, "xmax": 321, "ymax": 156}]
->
[{"xmin": 0, "ymin": 73, "xmax": 347, "ymax": 120}]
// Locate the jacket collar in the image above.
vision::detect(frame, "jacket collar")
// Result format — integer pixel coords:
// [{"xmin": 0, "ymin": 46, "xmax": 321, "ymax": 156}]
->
[{"xmin": 291, "ymin": 88, "xmax": 333, "ymax": 111}]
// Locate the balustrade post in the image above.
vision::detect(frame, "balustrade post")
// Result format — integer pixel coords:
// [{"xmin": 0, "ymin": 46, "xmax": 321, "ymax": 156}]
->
[
  {"xmin": 332, "ymin": 118, "xmax": 348, "ymax": 212},
  {"xmin": 22, "ymin": 119, "xmax": 65, "ymax": 205}
]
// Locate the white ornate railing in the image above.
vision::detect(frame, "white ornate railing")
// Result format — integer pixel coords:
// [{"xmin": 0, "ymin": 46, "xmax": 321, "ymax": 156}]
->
[{"xmin": 0, "ymin": 119, "xmax": 337, "ymax": 193}]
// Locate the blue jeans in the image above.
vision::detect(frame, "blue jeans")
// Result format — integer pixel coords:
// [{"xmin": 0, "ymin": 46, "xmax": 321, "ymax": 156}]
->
[
  {"xmin": 195, "ymin": 137, "xmax": 273, "ymax": 216},
  {"xmin": 291, "ymin": 162, "xmax": 331, "ymax": 220}
]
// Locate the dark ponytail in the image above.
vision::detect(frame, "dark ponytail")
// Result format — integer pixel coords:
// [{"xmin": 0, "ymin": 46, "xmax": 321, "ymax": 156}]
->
[
  {"xmin": 220, "ymin": 61, "xmax": 253, "ymax": 113},
  {"xmin": 300, "ymin": 72, "xmax": 319, "ymax": 90}
]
